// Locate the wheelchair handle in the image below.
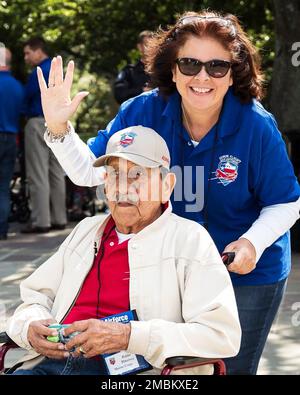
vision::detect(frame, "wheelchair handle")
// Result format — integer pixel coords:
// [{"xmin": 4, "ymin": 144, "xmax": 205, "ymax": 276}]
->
[
  {"xmin": 0, "ymin": 332, "xmax": 12, "ymax": 344},
  {"xmin": 221, "ymin": 252, "xmax": 235, "ymax": 266},
  {"xmin": 165, "ymin": 356, "xmax": 220, "ymax": 367}
]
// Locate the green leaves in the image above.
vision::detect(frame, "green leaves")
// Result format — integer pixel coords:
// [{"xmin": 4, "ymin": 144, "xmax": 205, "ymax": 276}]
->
[
  {"xmin": 0, "ymin": 0, "xmax": 276, "ymax": 135},
  {"xmin": 0, "ymin": 0, "xmax": 275, "ymax": 77}
]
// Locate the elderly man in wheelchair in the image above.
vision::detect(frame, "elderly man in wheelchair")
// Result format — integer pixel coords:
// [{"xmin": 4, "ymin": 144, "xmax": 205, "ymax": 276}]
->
[{"xmin": 1, "ymin": 126, "xmax": 241, "ymax": 375}]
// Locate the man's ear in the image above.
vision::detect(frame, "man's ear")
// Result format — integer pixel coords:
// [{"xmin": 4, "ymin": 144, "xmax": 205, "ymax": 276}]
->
[
  {"xmin": 161, "ymin": 172, "xmax": 176, "ymax": 203},
  {"xmin": 103, "ymin": 170, "xmax": 108, "ymax": 182},
  {"xmin": 102, "ymin": 170, "xmax": 108, "ymax": 197}
]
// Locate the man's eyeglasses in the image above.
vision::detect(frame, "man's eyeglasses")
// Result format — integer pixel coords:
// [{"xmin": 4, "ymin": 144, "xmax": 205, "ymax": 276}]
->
[
  {"xmin": 176, "ymin": 58, "xmax": 231, "ymax": 78},
  {"xmin": 178, "ymin": 15, "xmax": 236, "ymax": 36}
]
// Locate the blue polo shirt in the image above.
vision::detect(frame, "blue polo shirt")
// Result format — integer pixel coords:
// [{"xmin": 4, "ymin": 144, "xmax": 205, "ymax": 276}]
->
[
  {"xmin": 88, "ymin": 88, "xmax": 300, "ymax": 286},
  {"xmin": 24, "ymin": 58, "xmax": 51, "ymax": 118},
  {"xmin": 0, "ymin": 71, "xmax": 24, "ymax": 133}
]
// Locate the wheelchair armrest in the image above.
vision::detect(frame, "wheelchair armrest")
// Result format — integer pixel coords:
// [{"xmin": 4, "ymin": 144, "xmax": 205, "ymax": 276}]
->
[
  {"xmin": 0, "ymin": 332, "xmax": 14, "ymax": 345},
  {"xmin": 0, "ymin": 332, "xmax": 19, "ymax": 373},
  {"xmin": 162, "ymin": 356, "xmax": 226, "ymax": 375},
  {"xmin": 165, "ymin": 356, "xmax": 218, "ymax": 366}
]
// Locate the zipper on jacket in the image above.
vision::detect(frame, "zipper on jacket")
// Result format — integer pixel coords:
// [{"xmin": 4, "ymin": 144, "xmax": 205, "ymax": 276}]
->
[
  {"xmin": 60, "ymin": 222, "xmax": 113, "ymax": 323},
  {"xmin": 59, "ymin": 273, "xmax": 90, "ymax": 324},
  {"xmin": 59, "ymin": 242, "xmax": 99, "ymax": 323},
  {"xmin": 94, "ymin": 241, "xmax": 98, "ymax": 257}
]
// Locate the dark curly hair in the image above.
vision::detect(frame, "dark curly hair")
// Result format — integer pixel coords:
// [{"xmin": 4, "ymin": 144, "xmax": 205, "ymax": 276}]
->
[{"xmin": 145, "ymin": 10, "xmax": 265, "ymax": 103}]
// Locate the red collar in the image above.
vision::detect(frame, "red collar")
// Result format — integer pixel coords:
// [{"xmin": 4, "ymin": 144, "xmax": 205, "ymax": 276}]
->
[{"xmin": 102, "ymin": 201, "xmax": 169, "ymax": 238}]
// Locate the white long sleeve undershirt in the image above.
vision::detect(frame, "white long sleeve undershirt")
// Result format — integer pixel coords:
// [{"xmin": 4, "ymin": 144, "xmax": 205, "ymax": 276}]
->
[
  {"xmin": 241, "ymin": 197, "xmax": 300, "ymax": 262},
  {"xmin": 45, "ymin": 124, "xmax": 105, "ymax": 187}
]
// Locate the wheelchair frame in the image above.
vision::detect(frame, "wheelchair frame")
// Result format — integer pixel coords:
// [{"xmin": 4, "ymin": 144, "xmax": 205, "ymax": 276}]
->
[{"xmin": 0, "ymin": 332, "xmax": 225, "ymax": 375}]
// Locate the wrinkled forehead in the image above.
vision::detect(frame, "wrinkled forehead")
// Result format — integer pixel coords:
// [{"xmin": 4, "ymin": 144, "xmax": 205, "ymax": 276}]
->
[
  {"xmin": 105, "ymin": 157, "xmax": 163, "ymax": 181},
  {"xmin": 105, "ymin": 157, "xmax": 157, "ymax": 174},
  {"xmin": 106, "ymin": 157, "xmax": 142, "ymax": 169}
]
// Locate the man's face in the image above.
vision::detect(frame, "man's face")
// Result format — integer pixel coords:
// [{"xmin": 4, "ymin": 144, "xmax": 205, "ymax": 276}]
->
[
  {"xmin": 24, "ymin": 45, "xmax": 42, "ymax": 66},
  {"xmin": 104, "ymin": 158, "xmax": 164, "ymax": 232}
]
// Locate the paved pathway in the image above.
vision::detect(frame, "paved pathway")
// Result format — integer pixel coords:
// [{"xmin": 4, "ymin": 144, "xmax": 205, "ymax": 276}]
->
[{"xmin": 258, "ymin": 255, "xmax": 300, "ymax": 374}]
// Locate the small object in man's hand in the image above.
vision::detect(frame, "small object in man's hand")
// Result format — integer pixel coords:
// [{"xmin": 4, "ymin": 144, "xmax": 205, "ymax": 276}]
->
[{"xmin": 47, "ymin": 324, "xmax": 80, "ymax": 344}]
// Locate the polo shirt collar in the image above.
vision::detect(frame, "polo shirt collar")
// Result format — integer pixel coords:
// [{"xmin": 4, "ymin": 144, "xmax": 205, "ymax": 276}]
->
[
  {"xmin": 162, "ymin": 90, "xmax": 182, "ymax": 123},
  {"xmin": 94, "ymin": 215, "xmax": 113, "ymax": 247},
  {"xmin": 94, "ymin": 202, "xmax": 173, "ymax": 245},
  {"xmin": 191, "ymin": 89, "xmax": 245, "ymax": 154},
  {"xmin": 163, "ymin": 88, "xmax": 245, "ymax": 155},
  {"xmin": 162, "ymin": 87, "xmax": 244, "ymax": 137},
  {"xmin": 217, "ymin": 88, "xmax": 244, "ymax": 138},
  {"xmin": 127, "ymin": 202, "xmax": 172, "ymax": 240}
]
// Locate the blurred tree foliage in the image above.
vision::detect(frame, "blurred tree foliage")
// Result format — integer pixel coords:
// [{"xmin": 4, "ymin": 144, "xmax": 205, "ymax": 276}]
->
[
  {"xmin": 0, "ymin": 0, "xmax": 275, "ymax": 137},
  {"xmin": 270, "ymin": 0, "xmax": 300, "ymax": 132}
]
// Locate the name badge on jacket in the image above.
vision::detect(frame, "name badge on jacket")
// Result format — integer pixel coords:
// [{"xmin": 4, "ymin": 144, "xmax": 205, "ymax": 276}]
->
[{"xmin": 101, "ymin": 310, "xmax": 152, "ymax": 375}]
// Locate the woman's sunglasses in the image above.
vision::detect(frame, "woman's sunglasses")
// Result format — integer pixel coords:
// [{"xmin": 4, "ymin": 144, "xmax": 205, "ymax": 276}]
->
[{"xmin": 176, "ymin": 58, "xmax": 231, "ymax": 78}]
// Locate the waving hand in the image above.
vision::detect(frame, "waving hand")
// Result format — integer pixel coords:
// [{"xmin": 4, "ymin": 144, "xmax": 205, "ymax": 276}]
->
[{"xmin": 37, "ymin": 56, "xmax": 89, "ymax": 134}]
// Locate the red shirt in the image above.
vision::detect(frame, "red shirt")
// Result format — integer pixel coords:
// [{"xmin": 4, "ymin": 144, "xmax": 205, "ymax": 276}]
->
[{"xmin": 63, "ymin": 218, "xmax": 130, "ymax": 323}]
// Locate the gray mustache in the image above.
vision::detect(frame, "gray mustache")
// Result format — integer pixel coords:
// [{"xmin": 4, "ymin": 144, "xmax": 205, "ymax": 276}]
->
[
  {"xmin": 116, "ymin": 193, "xmax": 139, "ymax": 205},
  {"xmin": 96, "ymin": 185, "xmax": 140, "ymax": 205}
]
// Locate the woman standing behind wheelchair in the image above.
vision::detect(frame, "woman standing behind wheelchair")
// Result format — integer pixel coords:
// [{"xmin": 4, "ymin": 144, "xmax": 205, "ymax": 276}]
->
[{"xmin": 38, "ymin": 10, "xmax": 300, "ymax": 374}]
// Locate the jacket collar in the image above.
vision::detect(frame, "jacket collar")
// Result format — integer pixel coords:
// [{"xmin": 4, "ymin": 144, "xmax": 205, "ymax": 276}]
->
[
  {"xmin": 216, "ymin": 88, "xmax": 245, "ymax": 139},
  {"xmin": 94, "ymin": 202, "xmax": 173, "ymax": 245}
]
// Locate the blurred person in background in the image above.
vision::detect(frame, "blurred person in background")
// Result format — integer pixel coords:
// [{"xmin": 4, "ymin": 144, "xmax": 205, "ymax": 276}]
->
[
  {"xmin": 0, "ymin": 46, "xmax": 24, "ymax": 240},
  {"xmin": 113, "ymin": 31, "xmax": 153, "ymax": 105},
  {"xmin": 22, "ymin": 37, "xmax": 66, "ymax": 234}
]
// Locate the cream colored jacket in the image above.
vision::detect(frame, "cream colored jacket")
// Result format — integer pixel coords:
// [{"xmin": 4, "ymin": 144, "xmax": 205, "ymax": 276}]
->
[{"xmin": 6, "ymin": 205, "xmax": 241, "ymax": 373}]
